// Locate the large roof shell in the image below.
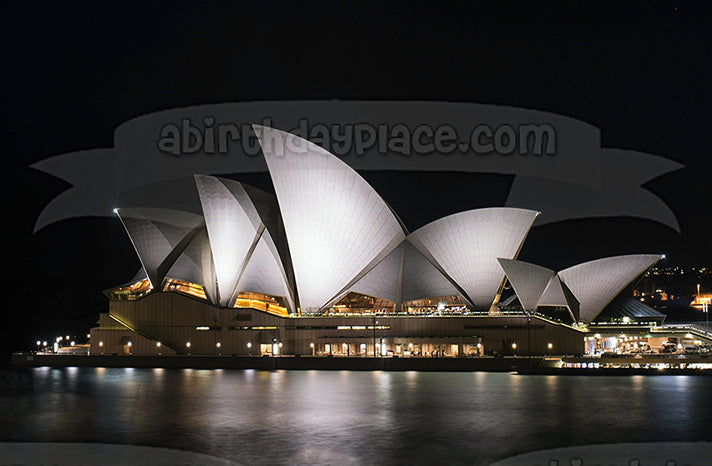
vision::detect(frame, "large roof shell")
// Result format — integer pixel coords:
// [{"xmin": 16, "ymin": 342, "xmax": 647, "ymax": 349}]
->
[
  {"xmin": 255, "ymin": 125, "xmax": 406, "ymax": 313},
  {"xmin": 408, "ymin": 208, "xmax": 538, "ymax": 310},
  {"xmin": 195, "ymin": 175, "xmax": 265, "ymax": 307},
  {"xmin": 116, "ymin": 208, "xmax": 204, "ymax": 289},
  {"xmin": 497, "ymin": 258, "xmax": 555, "ymax": 312},
  {"xmin": 558, "ymin": 254, "xmax": 661, "ymax": 321},
  {"xmin": 195, "ymin": 175, "xmax": 295, "ymax": 310}
]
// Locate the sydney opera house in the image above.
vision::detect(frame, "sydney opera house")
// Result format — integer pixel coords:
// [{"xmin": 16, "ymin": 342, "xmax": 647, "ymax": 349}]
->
[{"xmin": 91, "ymin": 126, "xmax": 662, "ymax": 357}]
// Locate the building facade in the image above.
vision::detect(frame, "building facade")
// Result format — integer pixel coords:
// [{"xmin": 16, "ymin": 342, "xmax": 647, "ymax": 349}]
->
[{"xmin": 91, "ymin": 126, "xmax": 662, "ymax": 358}]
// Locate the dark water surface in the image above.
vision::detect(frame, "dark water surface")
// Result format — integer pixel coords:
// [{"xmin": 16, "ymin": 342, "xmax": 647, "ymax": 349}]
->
[{"xmin": 1, "ymin": 368, "xmax": 711, "ymax": 465}]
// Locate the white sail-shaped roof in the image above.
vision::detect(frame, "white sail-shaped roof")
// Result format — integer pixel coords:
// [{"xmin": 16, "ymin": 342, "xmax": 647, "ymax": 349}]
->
[
  {"xmin": 538, "ymin": 274, "xmax": 580, "ymax": 321},
  {"xmin": 497, "ymin": 258, "xmax": 555, "ymax": 312},
  {"xmin": 255, "ymin": 125, "xmax": 407, "ymax": 313},
  {"xmin": 236, "ymin": 231, "xmax": 296, "ymax": 313},
  {"xmin": 401, "ymin": 242, "xmax": 463, "ymax": 303},
  {"xmin": 408, "ymin": 208, "xmax": 538, "ymax": 310},
  {"xmin": 166, "ymin": 227, "xmax": 218, "ymax": 304},
  {"xmin": 350, "ymin": 243, "xmax": 404, "ymax": 304},
  {"xmin": 558, "ymin": 254, "xmax": 662, "ymax": 321},
  {"xmin": 116, "ymin": 208, "xmax": 204, "ymax": 289},
  {"xmin": 195, "ymin": 175, "xmax": 265, "ymax": 307}
]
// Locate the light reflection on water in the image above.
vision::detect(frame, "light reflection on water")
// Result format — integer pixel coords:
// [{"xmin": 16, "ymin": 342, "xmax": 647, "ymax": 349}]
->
[{"xmin": 1, "ymin": 368, "xmax": 711, "ymax": 465}]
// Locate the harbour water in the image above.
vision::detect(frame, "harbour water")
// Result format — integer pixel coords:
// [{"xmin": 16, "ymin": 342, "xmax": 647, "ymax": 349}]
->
[{"xmin": 2, "ymin": 368, "xmax": 711, "ymax": 464}]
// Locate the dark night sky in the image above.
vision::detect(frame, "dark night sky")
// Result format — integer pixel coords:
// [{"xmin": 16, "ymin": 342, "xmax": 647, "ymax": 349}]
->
[{"xmin": 2, "ymin": 1, "xmax": 711, "ymax": 356}]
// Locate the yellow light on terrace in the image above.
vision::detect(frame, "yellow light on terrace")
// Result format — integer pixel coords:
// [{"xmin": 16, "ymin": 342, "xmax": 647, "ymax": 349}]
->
[
  {"xmin": 186, "ymin": 342, "xmax": 191, "ymax": 348},
  {"xmin": 99, "ymin": 341, "xmax": 103, "ymax": 347},
  {"xmin": 512, "ymin": 343, "xmax": 517, "ymax": 349},
  {"xmin": 156, "ymin": 342, "xmax": 161, "ymax": 347},
  {"xmin": 547, "ymin": 343, "xmax": 553, "ymax": 350}
]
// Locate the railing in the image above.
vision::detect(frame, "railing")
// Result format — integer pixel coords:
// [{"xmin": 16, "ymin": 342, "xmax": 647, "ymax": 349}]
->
[
  {"xmin": 108, "ymin": 313, "xmax": 183, "ymax": 354},
  {"xmin": 661, "ymin": 323, "xmax": 712, "ymax": 339}
]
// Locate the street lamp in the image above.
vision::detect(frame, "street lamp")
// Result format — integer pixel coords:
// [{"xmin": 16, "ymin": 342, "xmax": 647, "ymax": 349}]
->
[
  {"xmin": 310, "ymin": 342, "xmax": 315, "ymax": 356},
  {"xmin": 704, "ymin": 302, "xmax": 709, "ymax": 328},
  {"xmin": 36, "ymin": 340, "xmax": 41, "ymax": 352},
  {"xmin": 247, "ymin": 341, "xmax": 252, "ymax": 356},
  {"xmin": 216, "ymin": 342, "xmax": 221, "ymax": 355},
  {"xmin": 373, "ymin": 318, "xmax": 378, "ymax": 358}
]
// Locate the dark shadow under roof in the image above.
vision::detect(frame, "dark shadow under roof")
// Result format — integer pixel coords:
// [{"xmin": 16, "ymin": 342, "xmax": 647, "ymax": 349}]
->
[{"xmin": 595, "ymin": 296, "xmax": 666, "ymax": 322}]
